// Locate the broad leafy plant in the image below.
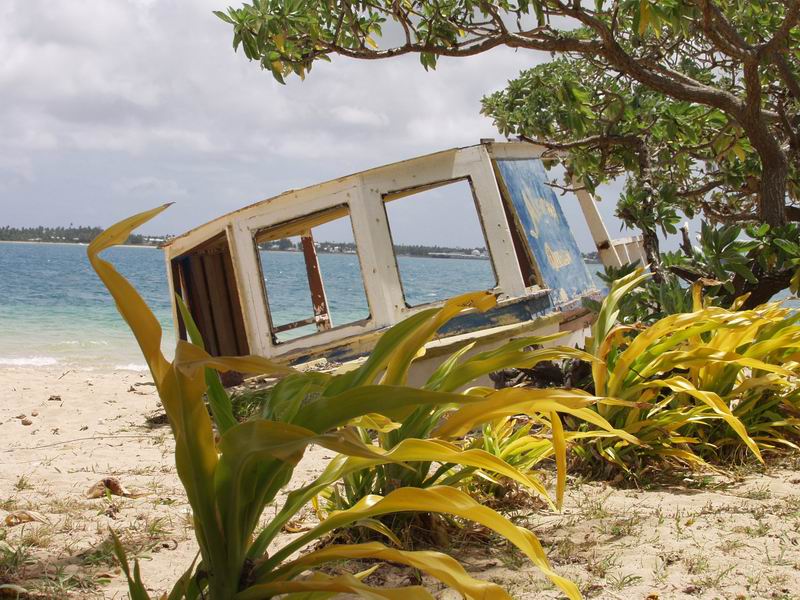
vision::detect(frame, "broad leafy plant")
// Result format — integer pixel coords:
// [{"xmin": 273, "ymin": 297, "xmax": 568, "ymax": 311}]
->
[
  {"xmin": 89, "ymin": 205, "xmax": 629, "ymax": 600},
  {"xmin": 314, "ymin": 334, "xmax": 634, "ymax": 520},
  {"xmin": 571, "ymin": 268, "xmax": 800, "ymax": 475},
  {"xmin": 678, "ymin": 293, "xmax": 800, "ymax": 459},
  {"xmin": 665, "ymin": 222, "xmax": 800, "ymax": 309},
  {"xmin": 586, "ymin": 222, "xmax": 800, "ymax": 324}
]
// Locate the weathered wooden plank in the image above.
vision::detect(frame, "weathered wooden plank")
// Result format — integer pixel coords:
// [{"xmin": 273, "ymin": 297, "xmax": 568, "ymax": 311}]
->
[
  {"xmin": 185, "ymin": 254, "xmax": 219, "ymax": 355},
  {"xmin": 170, "ymin": 259, "xmax": 188, "ymax": 342},
  {"xmin": 467, "ymin": 146, "xmax": 527, "ymax": 297},
  {"xmin": 222, "ymin": 248, "xmax": 250, "ymax": 355},
  {"xmin": 492, "ymin": 160, "xmax": 539, "ymax": 288},
  {"xmin": 204, "ymin": 251, "xmax": 238, "ymax": 356}
]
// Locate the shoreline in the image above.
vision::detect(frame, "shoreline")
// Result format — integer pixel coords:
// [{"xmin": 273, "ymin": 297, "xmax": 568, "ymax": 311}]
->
[
  {"xmin": 0, "ymin": 362, "xmax": 150, "ymax": 374},
  {"xmin": 3, "ymin": 241, "xmax": 483, "ymax": 256},
  {"xmin": 2, "ymin": 239, "xmax": 599, "ymax": 261},
  {"xmin": 260, "ymin": 248, "xmax": 496, "ymax": 260},
  {"xmin": 0, "ymin": 240, "xmax": 161, "ymax": 249}
]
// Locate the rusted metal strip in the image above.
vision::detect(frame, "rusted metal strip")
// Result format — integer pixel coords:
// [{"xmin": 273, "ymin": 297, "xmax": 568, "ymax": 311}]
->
[
  {"xmin": 272, "ymin": 316, "xmax": 318, "ymax": 334},
  {"xmin": 300, "ymin": 231, "xmax": 332, "ymax": 332}
]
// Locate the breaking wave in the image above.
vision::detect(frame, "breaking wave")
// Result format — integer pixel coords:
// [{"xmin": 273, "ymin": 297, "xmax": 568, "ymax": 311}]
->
[
  {"xmin": 0, "ymin": 356, "xmax": 59, "ymax": 367},
  {"xmin": 113, "ymin": 363, "xmax": 149, "ymax": 372}
]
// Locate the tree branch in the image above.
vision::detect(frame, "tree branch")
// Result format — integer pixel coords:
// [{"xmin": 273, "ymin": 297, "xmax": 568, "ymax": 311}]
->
[
  {"xmin": 773, "ymin": 53, "xmax": 800, "ymax": 101},
  {"xmin": 518, "ymin": 133, "xmax": 643, "ymax": 151},
  {"xmin": 695, "ymin": 0, "xmax": 750, "ymax": 60},
  {"xmin": 677, "ymin": 179, "xmax": 727, "ymax": 198},
  {"xmin": 701, "ymin": 0, "xmax": 754, "ymax": 54},
  {"xmin": 759, "ymin": 0, "xmax": 800, "ymax": 56}
]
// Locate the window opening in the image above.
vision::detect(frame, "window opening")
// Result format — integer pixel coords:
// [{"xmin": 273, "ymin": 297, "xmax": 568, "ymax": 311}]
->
[
  {"xmin": 255, "ymin": 206, "xmax": 370, "ymax": 343},
  {"xmin": 382, "ymin": 178, "xmax": 497, "ymax": 307}
]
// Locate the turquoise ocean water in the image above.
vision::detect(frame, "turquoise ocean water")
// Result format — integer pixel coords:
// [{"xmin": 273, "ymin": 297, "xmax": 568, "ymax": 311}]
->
[
  {"xmin": 14, "ymin": 241, "xmax": 799, "ymax": 371},
  {"xmin": 258, "ymin": 250, "xmax": 498, "ymax": 341},
  {"xmin": 0, "ymin": 241, "xmax": 537, "ymax": 370},
  {"xmin": 0, "ymin": 242, "xmax": 175, "ymax": 370}
]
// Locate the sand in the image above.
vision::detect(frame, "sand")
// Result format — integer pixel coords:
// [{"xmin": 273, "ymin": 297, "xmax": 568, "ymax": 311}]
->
[{"xmin": 1, "ymin": 367, "xmax": 799, "ymax": 599}]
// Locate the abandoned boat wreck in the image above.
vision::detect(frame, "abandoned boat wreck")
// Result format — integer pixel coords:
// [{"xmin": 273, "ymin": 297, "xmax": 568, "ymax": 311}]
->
[{"xmin": 163, "ymin": 140, "xmax": 643, "ymax": 385}]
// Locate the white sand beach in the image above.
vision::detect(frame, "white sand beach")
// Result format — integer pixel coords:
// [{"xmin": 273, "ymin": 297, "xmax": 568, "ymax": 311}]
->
[{"xmin": 2, "ymin": 367, "xmax": 799, "ymax": 599}]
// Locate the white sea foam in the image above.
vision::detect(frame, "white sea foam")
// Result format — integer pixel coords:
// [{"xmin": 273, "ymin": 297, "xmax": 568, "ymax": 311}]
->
[
  {"xmin": 114, "ymin": 363, "xmax": 149, "ymax": 372},
  {"xmin": 0, "ymin": 356, "xmax": 59, "ymax": 366}
]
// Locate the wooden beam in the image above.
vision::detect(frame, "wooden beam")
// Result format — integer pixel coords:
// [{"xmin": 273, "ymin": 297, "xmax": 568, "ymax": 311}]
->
[
  {"xmin": 571, "ymin": 176, "xmax": 623, "ymax": 268},
  {"xmin": 184, "ymin": 254, "xmax": 219, "ymax": 355}
]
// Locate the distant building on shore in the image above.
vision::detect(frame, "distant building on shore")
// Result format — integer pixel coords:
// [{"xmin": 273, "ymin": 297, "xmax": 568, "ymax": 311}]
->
[{"xmin": 428, "ymin": 249, "xmax": 489, "ymax": 260}]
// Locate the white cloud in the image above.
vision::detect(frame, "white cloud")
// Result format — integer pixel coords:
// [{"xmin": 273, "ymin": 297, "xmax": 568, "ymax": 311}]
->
[
  {"xmin": 66, "ymin": 126, "xmax": 218, "ymax": 154},
  {"xmin": 0, "ymin": 0, "xmax": 628, "ymax": 247},
  {"xmin": 271, "ymin": 131, "xmax": 362, "ymax": 160},
  {"xmin": 0, "ymin": 155, "xmax": 34, "ymax": 185},
  {"xmin": 112, "ymin": 176, "xmax": 188, "ymax": 197},
  {"xmin": 330, "ymin": 106, "xmax": 389, "ymax": 127}
]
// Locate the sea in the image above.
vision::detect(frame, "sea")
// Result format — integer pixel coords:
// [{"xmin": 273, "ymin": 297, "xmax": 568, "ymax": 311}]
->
[
  {"xmin": 2, "ymin": 241, "xmax": 592, "ymax": 371},
  {"xmin": 0, "ymin": 242, "xmax": 175, "ymax": 371}
]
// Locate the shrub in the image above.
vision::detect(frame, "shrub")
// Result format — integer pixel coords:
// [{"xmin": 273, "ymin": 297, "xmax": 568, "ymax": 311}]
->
[
  {"xmin": 90, "ymin": 205, "xmax": 610, "ymax": 599},
  {"xmin": 585, "ymin": 222, "xmax": 800, "ymax": 324},
  {"xmin": 312, "ymin": 328, "xmax": 634, "ymax": 521},
  {"xmin": 571, "ymin": 268, "xmax": 800, "ymax": 476},
  {"xmin": 458, "ymin": 416, "xmax": 560, "ymax": 506}
]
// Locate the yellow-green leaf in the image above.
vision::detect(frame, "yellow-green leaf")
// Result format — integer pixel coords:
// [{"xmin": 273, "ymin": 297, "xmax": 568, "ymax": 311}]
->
[
  {"xmin": 258, "ymin": 487, "xmax": 580, "ymax": 599},
  {"xmin": 268, "ymin": 542, "xmax": 513, "ymax": 600}
]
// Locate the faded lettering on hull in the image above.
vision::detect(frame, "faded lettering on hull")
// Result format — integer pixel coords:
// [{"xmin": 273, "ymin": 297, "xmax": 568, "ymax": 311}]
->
[
  {"xmin": 495, "ymin": 157, "xmax": 596, "ymax": 303},
  {"xmin": 545, "ymin": 243, "xmax": 573, "ymax": 270}
]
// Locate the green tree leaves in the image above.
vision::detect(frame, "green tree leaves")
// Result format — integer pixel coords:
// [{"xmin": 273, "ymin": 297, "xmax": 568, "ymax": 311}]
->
[{"xmin": 216, "ymin": 0, "xmax": 799, "ymax": 232}]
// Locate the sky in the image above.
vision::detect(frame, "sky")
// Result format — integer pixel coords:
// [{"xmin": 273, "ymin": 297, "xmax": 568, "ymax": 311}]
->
[{"xmin": 0, "ymin": 0, "xmax": 642, "ymax": 252}]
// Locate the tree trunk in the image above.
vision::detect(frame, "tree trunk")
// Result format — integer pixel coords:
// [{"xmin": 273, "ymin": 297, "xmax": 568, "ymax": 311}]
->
[
  {"xmin": 739, "ymin": 271, "xmax": 793, "ymax": 309},
  {"xmin": 640, "ymin": 226, "xmax": 663, "ymax": 281},
  {"xmin": 631, "ymin": 137, "xmax": 664, "ymax": 280},
  {"xmin": 759, "ymin": 159, "xmax": 789, "ymax": 226},
  {"xmin": 745, "ymin": 113, "xmax": 789, "ymax": 226}
]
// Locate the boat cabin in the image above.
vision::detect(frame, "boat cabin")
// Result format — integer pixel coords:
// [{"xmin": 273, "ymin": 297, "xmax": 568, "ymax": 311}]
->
[{"xmin": 162, "ymin": 141, "xmax": 643, "ymax": 378}]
